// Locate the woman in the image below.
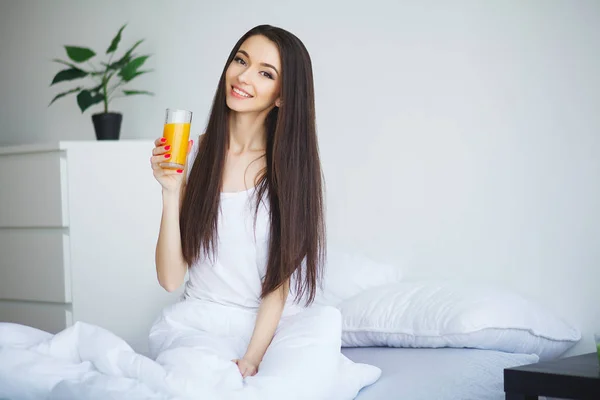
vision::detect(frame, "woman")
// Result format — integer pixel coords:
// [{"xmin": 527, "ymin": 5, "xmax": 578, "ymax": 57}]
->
[{"xmin": 148, "ymin": 25, "xmax": 351, "ymax": 399}]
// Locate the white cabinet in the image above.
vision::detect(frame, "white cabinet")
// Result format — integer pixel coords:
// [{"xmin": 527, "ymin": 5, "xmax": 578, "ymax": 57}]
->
[{"xmin": 0, "ymin": 141, "xmax": 181, "ymax": 355}]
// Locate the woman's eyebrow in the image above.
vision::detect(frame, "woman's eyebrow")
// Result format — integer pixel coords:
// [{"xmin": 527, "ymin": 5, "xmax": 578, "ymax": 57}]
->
[{"xmin": 238, "ymin": 49, "xmax": 279, "ymax": 76}]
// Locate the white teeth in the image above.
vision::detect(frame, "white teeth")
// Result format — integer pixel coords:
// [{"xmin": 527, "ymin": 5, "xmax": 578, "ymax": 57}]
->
[{"xmin": 233, "ymin": 87, "xmax": 252, "ymax": 98}]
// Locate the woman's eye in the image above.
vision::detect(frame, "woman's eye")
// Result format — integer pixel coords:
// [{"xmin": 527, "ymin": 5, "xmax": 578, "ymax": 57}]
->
[
  {"xmin": 260, "ymin": 71, "xmax": 274, "ymax": 80},
  {"xmin": 234, "ymin": 57, "xmax": 246, "ymax": 65}
]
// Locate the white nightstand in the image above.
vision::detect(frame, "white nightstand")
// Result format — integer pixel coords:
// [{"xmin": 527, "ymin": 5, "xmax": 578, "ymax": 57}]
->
[{"xmin": 0, "ymin": 140, "xmax": 181, "ymax": 354}]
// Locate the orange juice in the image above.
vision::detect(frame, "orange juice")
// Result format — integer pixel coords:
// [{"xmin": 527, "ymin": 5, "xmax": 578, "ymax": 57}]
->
[{"xmin": 160, "ymin": 122, "xmax": 190, "ymax": 169}]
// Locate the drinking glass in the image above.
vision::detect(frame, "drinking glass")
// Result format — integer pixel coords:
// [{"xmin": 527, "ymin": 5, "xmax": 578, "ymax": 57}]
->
[{"xmin": 160, "ymin": 108, "xmax": 192, "ymax": 169}]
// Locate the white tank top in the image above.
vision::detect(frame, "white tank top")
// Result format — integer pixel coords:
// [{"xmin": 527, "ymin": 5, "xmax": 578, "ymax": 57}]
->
[{"xmin": 182, "ymin": 185, "xmax": 303, "ymax": 316}]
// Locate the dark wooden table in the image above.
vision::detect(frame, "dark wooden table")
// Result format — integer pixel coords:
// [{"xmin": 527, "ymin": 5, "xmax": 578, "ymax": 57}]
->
[{"xmin": 504, "ymin": 352, "xmax": 600, "ymax": 400}]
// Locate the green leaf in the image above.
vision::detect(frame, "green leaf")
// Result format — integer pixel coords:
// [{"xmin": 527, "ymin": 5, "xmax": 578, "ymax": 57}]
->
[
  {"xmin": 77, "ymin": 90, "xmax": 104, "ymax": 113},
  {"xmin": 106, "ymin": 39, "xmax": 144, "ymax": 70},
  {"xmin": 48, "ymin": 86, "xmax": 82, "ymax": 106},
  {"xmin": 123, "ymin": 90, "xmax": 154, "ymax": 96},
  {"xmin": 119, "ymin": 56, "xmax": 150, "ymax": 81},
  {"xmin": 52, "ymin": 58, "xmax": 80, "ymax": 70},
  {"xmin": 65, "ymin": 46, "xmax": 96, "ymax": 63},
  {"xmin": 101, "ymin": 57, "xmax": 128, "ymax": 71},
  {"xmin": 121, "ymin": 69, "xmax": 153, "ymax": 82},
  {"xmin": 121, "ymin": 39, "xmax": 143, "ymax": 61},
  {"xmin": 51, "ymin": 68, "xmax": 88, "ymax": 85},
  {"xmin": 106, "ymin": 24, "xmax": 126, "ymax": 54}
]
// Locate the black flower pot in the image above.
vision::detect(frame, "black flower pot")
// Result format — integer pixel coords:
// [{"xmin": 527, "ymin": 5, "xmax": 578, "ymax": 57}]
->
[{"xmin": 92, "ymin": 112, "xmax": 122, "ymax": 140}]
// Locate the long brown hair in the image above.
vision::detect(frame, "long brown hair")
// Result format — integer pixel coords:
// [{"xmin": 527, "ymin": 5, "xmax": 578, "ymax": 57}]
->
[{"xmin": 180, "ymin": 25, "xmax": 325, "ymax": 305}]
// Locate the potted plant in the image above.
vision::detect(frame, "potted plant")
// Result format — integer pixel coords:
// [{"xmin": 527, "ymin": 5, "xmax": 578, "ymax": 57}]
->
[{"xmin": 49, "ymin": 24, "xmax": 154, "ymax": 140}]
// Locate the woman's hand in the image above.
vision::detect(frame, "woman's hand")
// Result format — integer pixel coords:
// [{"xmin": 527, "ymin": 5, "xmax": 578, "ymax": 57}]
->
[
  {"xmin": 232, "ymin": 357, "xmax": 259, "ymax": 378},
  {"xmin": 150, "ymin": 137, "xmax": 193, "ymax": 193}
]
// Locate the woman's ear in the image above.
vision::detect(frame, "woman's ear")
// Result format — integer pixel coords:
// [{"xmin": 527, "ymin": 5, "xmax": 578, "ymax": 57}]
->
[{"xmin": 275, "ymin": 98, "xmax": 282, "ymax": 108}]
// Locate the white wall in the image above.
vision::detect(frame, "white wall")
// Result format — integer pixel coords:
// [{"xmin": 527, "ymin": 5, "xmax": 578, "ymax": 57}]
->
[{"xmin": 1, "ymin": 0, "xmax": 599, "ymax": 356}]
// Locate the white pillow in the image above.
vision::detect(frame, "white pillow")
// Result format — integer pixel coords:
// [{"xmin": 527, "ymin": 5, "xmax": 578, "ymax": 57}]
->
[
  {"xmin": 313, "ymin": 248, "xmax": 404, "ymax": 307},
  {"xmin": 338, "ymin": 280, "xmax": 581, "ymax": 361}
]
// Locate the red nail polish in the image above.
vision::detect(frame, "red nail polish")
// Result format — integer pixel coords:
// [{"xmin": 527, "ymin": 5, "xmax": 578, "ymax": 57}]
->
[
  {"xmin": 160, "ymin": 138, "xmax": 166, "ymax": 143},
  {"xmin": 177, "ymin": 169, "xmax": 183, "ymax": 173},
  {"xmin": 164, "ymin": 153, "xmax": 171, "ymax": 158},
  {"xmin": 164, "ymin": 145, "xmax": 171, "ymax": 151}
]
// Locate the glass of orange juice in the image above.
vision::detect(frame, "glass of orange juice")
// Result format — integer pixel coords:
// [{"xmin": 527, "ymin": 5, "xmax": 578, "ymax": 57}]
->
[{"xmin": 160, "ymin": 108, "xmax": 192, "ymax": 169}]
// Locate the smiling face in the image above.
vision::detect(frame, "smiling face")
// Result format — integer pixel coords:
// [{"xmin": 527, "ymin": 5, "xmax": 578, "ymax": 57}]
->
[{"xmin": 225, "ymin": 35, "xmax": 282, "ymax": 114}]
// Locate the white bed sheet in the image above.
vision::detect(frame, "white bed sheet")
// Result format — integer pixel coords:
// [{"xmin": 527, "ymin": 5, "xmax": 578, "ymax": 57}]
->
[{"xmin": 341, "ymin": 347, "xmax": 539, "ymax": 400}]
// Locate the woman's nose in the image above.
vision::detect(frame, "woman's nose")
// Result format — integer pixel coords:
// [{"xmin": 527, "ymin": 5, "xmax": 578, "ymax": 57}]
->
[{"xmin": 237, "ymin": 69, "xmax": 251, "ymax": 85}]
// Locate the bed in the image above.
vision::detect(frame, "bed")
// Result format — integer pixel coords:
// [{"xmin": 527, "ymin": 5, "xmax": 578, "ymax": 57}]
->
[{"xmin": 342, "ymin": 347, "xmax": 539, "ymax": 400}]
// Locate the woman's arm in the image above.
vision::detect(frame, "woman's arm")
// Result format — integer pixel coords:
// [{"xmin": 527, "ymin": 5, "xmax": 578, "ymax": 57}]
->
[
  {"xmin": 234, "ymin": 279, "xmax": 290, "ymax": 377},
  {"xmin": 155, "ymin": 187, "xmax": 188, "ymax": 292},
  {"xmin": 154, "ymin": 138, "xmax": 196, "ymax": 292}
]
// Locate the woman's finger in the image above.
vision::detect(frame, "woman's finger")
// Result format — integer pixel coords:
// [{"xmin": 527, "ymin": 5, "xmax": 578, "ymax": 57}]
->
[
  {"xmin": 154, "ymin": 137, "xmax": 167, "ymax": 146},
  {"xmin": 162, "ymin": 168, "xmax": 184, "ymax": 175},
  {"xmin": 151, "ymin": 157, "xmax": 182, "ymax": 174},
  {"xmin": 151, "ymin": 153, "xmax": 172, "ymax": 165},
  {"xmin": 152, "ymin": 144, "xmax": 170, "ymax": 156}
]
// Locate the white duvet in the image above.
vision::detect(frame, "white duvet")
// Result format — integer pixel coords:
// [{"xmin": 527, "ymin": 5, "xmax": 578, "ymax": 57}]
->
[{"xmin": 0, "ymin": 299, "xmax": 381, "ymax": 400}]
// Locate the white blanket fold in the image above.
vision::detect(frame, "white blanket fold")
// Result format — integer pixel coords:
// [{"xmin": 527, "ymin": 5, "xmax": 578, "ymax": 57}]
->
[{"xmin": 0, "ymin": 300, "xmax": 381, "ymax": 400}]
